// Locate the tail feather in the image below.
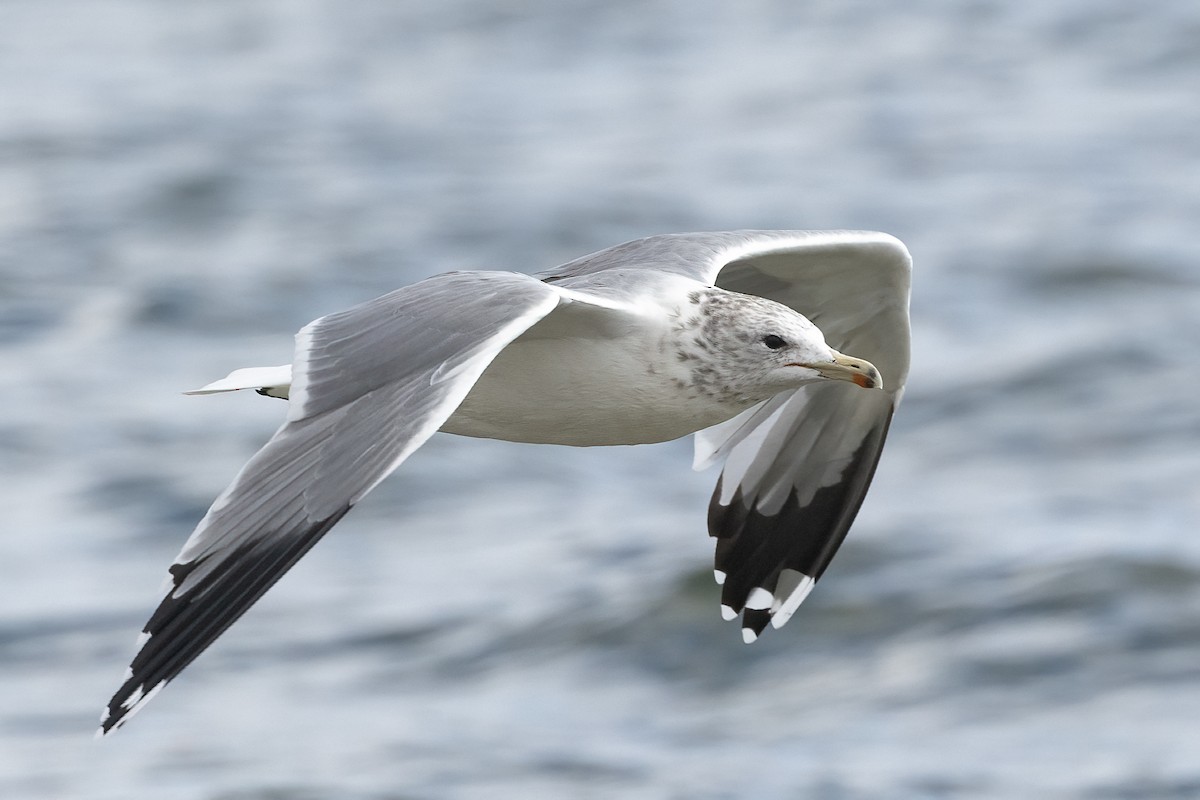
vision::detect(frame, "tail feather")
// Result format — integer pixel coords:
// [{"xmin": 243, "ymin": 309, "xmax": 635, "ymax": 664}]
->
[{"xmin": 185, "ymin": 365, "xmax": 293, "ymax": 399}]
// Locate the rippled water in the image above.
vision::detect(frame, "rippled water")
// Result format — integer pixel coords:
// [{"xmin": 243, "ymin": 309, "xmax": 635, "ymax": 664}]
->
[{"xmin": 3, "ymin": 2, "xmax": 1200, "ymax": 798}]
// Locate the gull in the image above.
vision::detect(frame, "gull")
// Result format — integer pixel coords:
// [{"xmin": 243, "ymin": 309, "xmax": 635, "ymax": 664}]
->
[{"xmin": 99, "ymin": 230, "xmax": 911, "ymax": 734}]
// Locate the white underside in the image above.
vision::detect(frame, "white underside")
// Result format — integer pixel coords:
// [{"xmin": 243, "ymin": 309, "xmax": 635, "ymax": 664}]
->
[
  {"xmin": 443, "ymin": 324, "xmax": 743, "ymax": 446},
  {"xmin": 191, "ymin": 301, "xmax": 752, "ymax": 448}
]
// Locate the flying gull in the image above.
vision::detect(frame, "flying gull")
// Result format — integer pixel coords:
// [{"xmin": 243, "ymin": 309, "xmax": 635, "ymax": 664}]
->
[{"xmin": 99, "ymin": 230, "xmax": 911, "ymax": 734}]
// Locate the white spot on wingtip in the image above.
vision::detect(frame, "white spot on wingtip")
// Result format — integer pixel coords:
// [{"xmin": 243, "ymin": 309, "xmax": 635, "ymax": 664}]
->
[
  {"xmin": 113, "ymin": 680, "xmax": 167, "ymax": 727},
  {"xmin": 135, "ymin": 630, "xmax": 152, "ymax": 650},
  {"xmin": 770, "ymin": 573, "xmax": 816, "ymax": 629},
  {"xmin": 745, "ymin": 587, "xmax": 773, "ymax": 610},
  {"xmin": 713, "ymin": 569, "xmax": 726, "ymax": 585},
  {"xmin": 122, "ymin": 666, "xmax": 133, "ymax": 682},
  {"xmin": 720, "ymin": 604, "xmax": 737, "ymax": 621},
  {"xmin": 742, "ymin": 628, "xmax": 758, "ymax": 644},
  {"xmin": 141, "ymin": 681, "xmax": 165, "ymax": 708},
  {"xmin": 120, "ymin": 684, "xmax": 145, "ymax": 710}
]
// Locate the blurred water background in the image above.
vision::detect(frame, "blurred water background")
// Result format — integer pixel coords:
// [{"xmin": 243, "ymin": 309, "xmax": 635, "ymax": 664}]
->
[{"xmin": 2, "ymin": 1, "xmax": 1199, "ymax": 798}]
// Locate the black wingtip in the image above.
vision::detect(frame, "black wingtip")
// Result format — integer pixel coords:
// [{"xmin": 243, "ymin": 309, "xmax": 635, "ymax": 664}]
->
[
  {"xmin": 708, "ymin": 410, "xmax": 893, "ymax": 641},
  {"xmin": 98, "ymin": 670, "xmax": 168, "ymax": 736},
  {"xmin": 98, "ymin": 505, "xmax": 352, "ymax": 734}
]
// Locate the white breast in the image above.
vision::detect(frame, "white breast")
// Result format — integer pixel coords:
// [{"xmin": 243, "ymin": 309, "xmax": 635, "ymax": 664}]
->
[{"xmin": 441, "ymin": 296, "xmax": 744, "ymax": 447}]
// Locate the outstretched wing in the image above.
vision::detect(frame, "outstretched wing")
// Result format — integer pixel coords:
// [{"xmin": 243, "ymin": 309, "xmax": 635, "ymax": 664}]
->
[
  {"xmin": 100, "ymin": 271, "xmax": 565, "ymax": 734},
  {"xmin": 702, "ymin": 231, "xmax": 910, "ymax": 641},
  {"xmin": 544, "ymin": 230, "xmax": 910, "ymax": 641},
  {"xmin": 703, "ymin": 384, "xmax": 895, "ymax": 642}
]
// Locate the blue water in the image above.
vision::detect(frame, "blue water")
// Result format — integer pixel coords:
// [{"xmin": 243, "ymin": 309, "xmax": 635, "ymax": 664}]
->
[{"xmin": 3, "ymin": 1, "xmax": 1200, "ymax": 798}]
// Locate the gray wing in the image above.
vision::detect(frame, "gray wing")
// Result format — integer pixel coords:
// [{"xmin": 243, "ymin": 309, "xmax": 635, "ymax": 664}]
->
[
  {"xmin": 542, "ymin": 230, "xmax": 909, "ymax": 387},
  {"xmin": 704, "ymin": 385, "xmax": 896, "ymax": 642},
  {"xmin": 100, "ymin": 271, "xmax": 564, "ymax": 734},
  {"xmin": 547, "ymin": 230, "xmax": 911, "ymax": 642},
  {"xmin": 703, "ymin": 232, "xmax": 910, "ymax": 641}
]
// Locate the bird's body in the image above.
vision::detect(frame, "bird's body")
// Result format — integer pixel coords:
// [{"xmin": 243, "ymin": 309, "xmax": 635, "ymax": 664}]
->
[
  {"xmin": 100, "ymin": 230, "xmax": 911, "ymax": 735},
  {"xmin": 446, "ymin": 273, "xmax": 724, "ymax": 446}
]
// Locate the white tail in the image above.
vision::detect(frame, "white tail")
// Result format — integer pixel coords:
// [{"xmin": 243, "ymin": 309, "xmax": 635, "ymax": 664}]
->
[{"xmin": 185, "ymin": 365, "xmax": 293, "ymax": 399}]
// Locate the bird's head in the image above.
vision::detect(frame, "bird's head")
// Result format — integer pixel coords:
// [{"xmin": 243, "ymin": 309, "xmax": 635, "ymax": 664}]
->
[{"xmin": 676, "ymin": 288, "xmax": 882, "ymax": 406}]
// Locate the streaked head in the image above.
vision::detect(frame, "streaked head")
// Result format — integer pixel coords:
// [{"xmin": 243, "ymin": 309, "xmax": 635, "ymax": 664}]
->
[{"xmin": 675, "ymin": 288, "xmax": 882, "ymax": 406}]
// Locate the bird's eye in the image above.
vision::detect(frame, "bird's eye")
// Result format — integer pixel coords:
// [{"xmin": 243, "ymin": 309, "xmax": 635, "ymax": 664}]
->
[{"xmin": 761, "ymin": 334, "xmax": 787, "ymax": 350}]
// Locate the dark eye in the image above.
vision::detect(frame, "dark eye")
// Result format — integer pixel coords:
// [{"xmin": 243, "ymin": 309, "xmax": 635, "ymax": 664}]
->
[{"xmin": 761, "ymin": 334, "xmax": 788, "ymax": 350}]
